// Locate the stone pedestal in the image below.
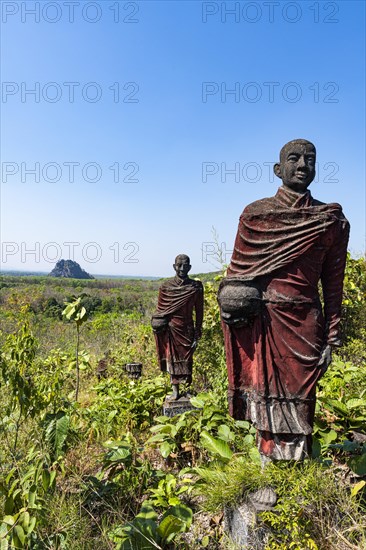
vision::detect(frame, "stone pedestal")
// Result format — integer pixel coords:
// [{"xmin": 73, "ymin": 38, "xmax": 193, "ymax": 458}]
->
[
  {"xmin": 125, "ymin": 363, "xmax": 142, "ymax": 379},
  {"xmin": 224, "ymin": 488, "xmax": 276, "ymax": 548},
  {"xmin": 163, "ymin": 396, "xmax": 195, "ymax": 417}
]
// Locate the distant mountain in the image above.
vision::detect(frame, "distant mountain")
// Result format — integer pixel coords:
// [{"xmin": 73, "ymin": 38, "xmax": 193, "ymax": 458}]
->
[{"xmin": 49, "ymin": 259, "xmax": 94, "ymax": 280}]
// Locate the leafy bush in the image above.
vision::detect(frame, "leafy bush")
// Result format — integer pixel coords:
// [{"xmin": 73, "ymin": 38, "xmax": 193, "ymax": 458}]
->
[
  {"xmin": 341, "ymin": 254, "xmax": 366, "ymax": 342},
  {"xmin": 148, "ymin": 392, "xmax": 258, "ymax": 464},
  {"xmin": 109, "ymin": 501, "xmax": 193, "ymax": 550},
  {"xmin": 0, "ymin": 448, "xmax": 57, "ymax": 549},
  {"xmin": 83, "ymin": 375, "xmax": 168, "ymax": 440},
  {"xmin": 314, "ymin": 356, "xmax": 366, "ymax": 474},
  {"xmin": 82, "ymin": 437, "xmax": 154, "ymax": 521}
]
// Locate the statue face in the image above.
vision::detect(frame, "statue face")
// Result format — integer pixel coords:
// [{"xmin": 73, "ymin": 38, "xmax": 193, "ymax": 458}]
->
[
  {"xmin": 274, "ymin": 142, "xmax": 316, "ymax": 192},
  {"xmin": 173, "ymin": 259, "xmax": 191, "ymax": 279}
]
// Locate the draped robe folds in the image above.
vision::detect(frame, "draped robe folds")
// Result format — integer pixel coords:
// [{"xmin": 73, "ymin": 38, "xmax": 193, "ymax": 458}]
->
[
  {"xmin": 153, "ymin": 277, "xmax": 203, "ymax": 384},
  {"xmin": 221, "ymin": 186, "xmax": 350, "ymax": 460}
]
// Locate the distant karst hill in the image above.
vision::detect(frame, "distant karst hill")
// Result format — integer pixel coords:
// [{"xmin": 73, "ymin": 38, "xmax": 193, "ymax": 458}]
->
[{"xmin": 49, "ymin": 259, "xmax": 94, "ymax": 279}]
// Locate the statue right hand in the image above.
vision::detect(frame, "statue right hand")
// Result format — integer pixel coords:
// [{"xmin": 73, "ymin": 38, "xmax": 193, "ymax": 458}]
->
[{"xmin": 317, "ymin": 344, "xmax": 332, "ymax": 376}]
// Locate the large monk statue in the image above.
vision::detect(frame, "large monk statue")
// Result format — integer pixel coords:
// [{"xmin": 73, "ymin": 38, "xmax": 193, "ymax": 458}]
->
[
  {"xmin": 218, "ymin": 139, "xmax": 350, "ymax": 460},
  {"xmin": 151, "ymin": 254, "xmax": 204, "ymax": 400}
]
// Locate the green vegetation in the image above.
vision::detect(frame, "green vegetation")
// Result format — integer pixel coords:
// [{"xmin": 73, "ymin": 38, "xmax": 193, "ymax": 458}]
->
[{"xmin": 0, "ymin": 257, "xmax": 366, "ymax": 549}]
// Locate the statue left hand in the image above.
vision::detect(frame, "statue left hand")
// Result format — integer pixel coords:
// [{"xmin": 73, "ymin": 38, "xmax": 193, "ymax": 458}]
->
[
  {"xmin": 317, "ymin": 344, "xmax": 332, "ymax": 376},
  {"xmin": 194, "ymin": 328, "xmax": 202, "ymax": 339}
]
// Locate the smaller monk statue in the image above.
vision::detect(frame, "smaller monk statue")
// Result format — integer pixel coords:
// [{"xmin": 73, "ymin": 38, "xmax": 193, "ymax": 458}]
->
[{"xmin": 151, "ymin": 254, "xmax": 204, "ymax": 400}]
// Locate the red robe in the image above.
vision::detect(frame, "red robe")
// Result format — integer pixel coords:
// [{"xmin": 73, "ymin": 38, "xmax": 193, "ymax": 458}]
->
[
  {"xmin": 153, "ymin": 276, "xmax": 203, "ymax": 384},
  {"xmin": 222, "ymin": 186, "xmax": 349, "ymax": 459}
]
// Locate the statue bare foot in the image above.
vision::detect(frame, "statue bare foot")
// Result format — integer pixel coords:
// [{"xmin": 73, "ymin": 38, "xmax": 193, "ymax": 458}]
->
[
  {"xmin": 248, "ymin": 487, "xmax": 277, "ymax": 511},
  {"xmin": 166, "ymin": 384, "xmax": 180, "ymax": 401}
]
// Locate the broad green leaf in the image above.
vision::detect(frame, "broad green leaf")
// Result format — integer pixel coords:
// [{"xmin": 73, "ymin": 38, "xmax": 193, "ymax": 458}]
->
[
  {"xmin": 28, "ymin": 485, "xmax": 37, "ymax": 508},
  {"xmin": 351, "ymin": 480, "xmax": 366, "ymax": 497},
  {"xmin": 21, "ymin": 511, "xmax": 30, "ymax": 531},
  {"xmin": 249, "ymin": 446, "xmax": 262, "ymax": 465},
  {"xmin": 168, "ymin": 496, "xmax": 181, "ymax": 506},
  {"xmin": 160, "ymin": 441, "xmax": 173, "ymax": 458},
  {"xmin": 28, "ymin": 517, "xmax": 36, "ymax": 534},
  {"xmin": 200, "ymin": 431, "xmax": 233, "ymax": 461},
  {"xmin": 162, "ymin": 504, "xmax": 193, "ymax": 529},
  {"xmin": 150, "ymin": 424, "xmax": 175, "ymax": 434},
  {"xmin": 14, "ymin": 525, "xmax": 25, "ymax": 546},
  {"xmin": 147, "ymin": 434, "xmax": 167, "ymax": 443},
  {"xmin": 44, "ymin": 411, "xmax": 70, "ymax": 458},
  {"xmin": 42, "ymin": 470, "xmax": 50, "ymax": 492},
  {"xmin": 346, "ymin": 398, "xmax": 366, "ymax": 410},
  {"xmin": 321, "ymin": 430, "xmax": 338, "ymax": 446},
  {"xmin": 217, "ymin": 424, "xmax": 234, "ymax": 442},
  {"xmin": 1, "ymin": 517, "xmax": 14, "ymax": 527},
  {"xmin": 349, "ymin": 419, "xmax": 366, "ymax": 428},
  {"xmin": 311, "ymin": 437, "xmax": 322, "ymax": 458},
  {"xmin": 333, "ymin": 440, "xmax": 359, "ymax": 453},
  {"xmin": 5, "ymin": 469, "xmax": 16, "ymax": 485},
  {"xmin": 153, "ymin": 416, "xmax": 171, "ymax": 424},
  {"xmin": 159, "ymin": 424, "xmax": 177, "ymax": 434},
  {"xmin": 322, "ymin": 399, "xmax": 349, "ymax": 417},
  {"xmin": 157, "ymin": 515, "xmax": 185, "ymax": 543},
  {"xmin": 136, "ymin": 503, "xmax": 158, "ymax": 521},
  {"xmin": 189, "ymin": 395, "xmax": 206, "ymax": 408},
  {"xmin": 235, "ymin": 420, "xmax": 250, "ymax": 430},
  {"xmin": 348, "ymin": 453, "xmax": 366, "ymax": 476},
  {"xmin": 243, "ymin": 434, "xmax": 254, "ymax": 446},
  {"xmin": 21, "ymin": 468, "xmax": 36, "ymax": 484},
  {"xmin": 107, "ymin": 447, "xmax": 131, "ymax": 463},
  {"xmin": 49, "ymin": 471, "xmax": 56, "ymax": 488},
  {"xmin": 10, "ymin": 489, "xmax": 21, "ymax": 502},
  {"xmin": 65, "ymin": 306, "xmax": 76, "ymax": 319},
  {"xmin": 103, "ymin": 439, "xmax": 129, "ymax": 448},
  {"xmin": 120, "ymin": 517, "xmax": 159, "ymax": 549},
  {"xmin": 107, "ymin": 410, "xmax": 117, "ymax": 421}
]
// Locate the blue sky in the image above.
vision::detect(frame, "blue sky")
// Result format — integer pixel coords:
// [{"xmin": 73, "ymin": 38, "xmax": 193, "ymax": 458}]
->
[{"xmin": 1, "ymin": 0, "xmax": 365, "ymax": 276}]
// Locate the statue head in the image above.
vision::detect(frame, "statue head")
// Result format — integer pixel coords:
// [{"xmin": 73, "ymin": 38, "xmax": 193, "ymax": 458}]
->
[
  {"xmin": 173, "ymin": 254, "xmax": 191, "ymax": 280},
  {"xmin": 274, "ymin": 139, "xmax": 316, "ymax": 193}
]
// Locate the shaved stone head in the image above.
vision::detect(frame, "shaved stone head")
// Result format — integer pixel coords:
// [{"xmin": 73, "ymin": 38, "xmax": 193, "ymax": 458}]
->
[
  {"xmin": 274, "ymin": 139, "xmax": 317, "ymax": 192},
  {"xmin": 279, "ymin": 139, "xmax": 316, "ymax": 163},
  {"xmin": 175, "ymin": 254, "xmax": 190, "ymax": 264}
]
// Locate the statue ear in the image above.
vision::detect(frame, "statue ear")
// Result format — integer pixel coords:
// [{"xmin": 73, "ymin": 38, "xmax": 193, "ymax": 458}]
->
[
  {"xmin": 274, "ymin": 163, "xmax": 282, "ymax": 179},
  {"xmin": 188, "ymin": 265, "xmax": 192, "ymax": 272}
]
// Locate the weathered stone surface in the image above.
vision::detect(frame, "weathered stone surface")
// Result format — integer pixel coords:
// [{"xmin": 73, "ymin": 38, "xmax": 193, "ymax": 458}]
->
[
  {"xmin": 125, "ymin": 362, "xmax": 142, "ymax": 380},
  {"xmin": 96, "ymin": 351, "xmax": 114, "ymax": 380},
  {"xmin": 224, "ymin": 501, "xmax": 267, "ymax": 549},
  {"xmin": 247, "ymin": 487, "xmax": 277, "ymax": 511},
  {"xmin": 224, "ymin": 487, "xmax": 277, "ymax": 549},
  {"xmin": 163, "ymin": 396, "xmax": 195, "ymax": 417}
]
